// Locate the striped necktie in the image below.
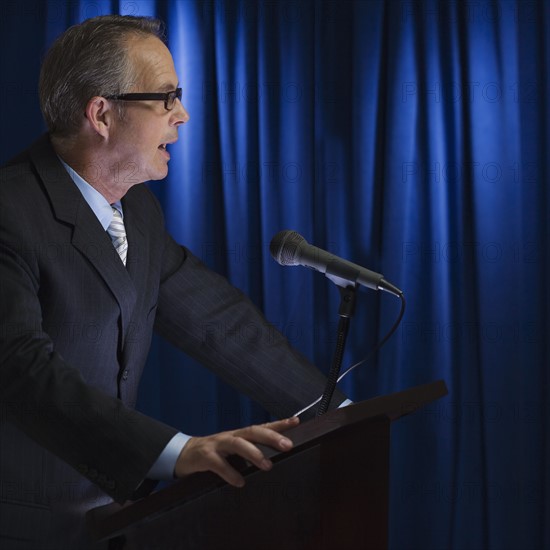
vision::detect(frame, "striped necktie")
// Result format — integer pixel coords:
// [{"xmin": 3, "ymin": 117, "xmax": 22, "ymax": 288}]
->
[{"xmin": 107, "ymin": 207, "xmax": 128, "ymax": 266}]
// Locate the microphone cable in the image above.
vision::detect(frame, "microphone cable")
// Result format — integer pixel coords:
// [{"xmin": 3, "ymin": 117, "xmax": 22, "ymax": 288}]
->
[{"xmin": 292, "ymin": 292, "xmax": 406, "ymax": 417}]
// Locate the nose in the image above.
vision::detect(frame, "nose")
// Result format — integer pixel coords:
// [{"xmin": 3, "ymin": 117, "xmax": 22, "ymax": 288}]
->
[{"xmin": 171, "ymin": 98, "xmax": 190, "ymax": 126}]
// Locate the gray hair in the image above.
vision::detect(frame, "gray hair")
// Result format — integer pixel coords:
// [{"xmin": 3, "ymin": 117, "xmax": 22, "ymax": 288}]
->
[{"xmin": 39, "ymin": 15, "xmax": 165, "ymax": 138}]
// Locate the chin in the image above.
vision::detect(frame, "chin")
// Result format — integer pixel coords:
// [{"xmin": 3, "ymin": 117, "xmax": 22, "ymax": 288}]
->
[{"xmin": 149, "ymin": 168, "xmax": 169, "ymax": 181}]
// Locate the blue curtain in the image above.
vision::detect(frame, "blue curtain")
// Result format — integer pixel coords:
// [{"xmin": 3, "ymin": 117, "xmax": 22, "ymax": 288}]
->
[{"xmin": 1, "ymin": 1, "xmax": 548, "ymax": 548}]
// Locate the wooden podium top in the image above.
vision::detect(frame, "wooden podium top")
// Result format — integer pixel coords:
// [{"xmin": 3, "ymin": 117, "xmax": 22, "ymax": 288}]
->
[{"xmin": 87, "ymin": 380, "xmax": 448, "ymax": 542}]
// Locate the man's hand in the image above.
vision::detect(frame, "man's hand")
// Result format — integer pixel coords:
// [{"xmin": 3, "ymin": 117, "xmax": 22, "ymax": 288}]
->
[{"xmin": 174, "ymin": 417, "xmax": 300, "ymax": 487}]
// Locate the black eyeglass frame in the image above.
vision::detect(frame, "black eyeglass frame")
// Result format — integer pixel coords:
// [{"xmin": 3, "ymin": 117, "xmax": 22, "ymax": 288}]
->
[{"xmin": 105, "ymin": 88, "xmax": 182, "ymax": 111}]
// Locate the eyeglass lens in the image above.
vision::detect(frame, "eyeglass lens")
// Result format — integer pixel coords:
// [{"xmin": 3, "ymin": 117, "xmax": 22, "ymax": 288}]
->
[{"xmin": 166, "ymin": 89, "xmax": 182, "ymax": 110}]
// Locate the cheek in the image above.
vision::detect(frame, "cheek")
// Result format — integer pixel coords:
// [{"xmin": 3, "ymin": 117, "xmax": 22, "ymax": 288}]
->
[
  {"xmin": 143, "ymin": 130, "xmax": 162, "ymax": 152},
  {"xmin": 134, "ymin": 136, "xmax": 157, "ymax": 163}
]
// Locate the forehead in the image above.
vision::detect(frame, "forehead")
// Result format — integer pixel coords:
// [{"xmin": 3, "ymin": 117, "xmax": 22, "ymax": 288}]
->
[{"xmin": 127, "ymin": 35, "xmax": 179, "ymax": 91}]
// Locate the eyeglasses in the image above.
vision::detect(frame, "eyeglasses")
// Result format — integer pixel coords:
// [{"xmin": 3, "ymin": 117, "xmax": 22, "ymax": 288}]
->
[{"xmin": 105, "ymin": 88, "xmax": 182, "ymax": 111}]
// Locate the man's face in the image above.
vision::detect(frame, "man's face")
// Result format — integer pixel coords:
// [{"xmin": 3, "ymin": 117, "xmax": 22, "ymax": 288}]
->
[{"xmin": 107, "ymin": 35, "xmax": 189, "ymax": 186}]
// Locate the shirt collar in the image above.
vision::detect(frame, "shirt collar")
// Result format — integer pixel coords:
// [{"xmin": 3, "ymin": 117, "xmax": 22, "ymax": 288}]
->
[{"xmin": 58, "ymin": 157, "xmax": 123, "ymax": 230}]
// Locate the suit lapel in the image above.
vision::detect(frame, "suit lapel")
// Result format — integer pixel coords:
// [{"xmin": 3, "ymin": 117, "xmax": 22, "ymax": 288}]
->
[
  {"xmin": 71, "ymin": 206, "xmax": 137, "ymax": 350},
  {"xmin": 122, "ymin": 190, "xmax": 148, "ymax": 291},
  {"xmin": 29, "ymin": 135, "xmax": 137, "ymax": 348}
]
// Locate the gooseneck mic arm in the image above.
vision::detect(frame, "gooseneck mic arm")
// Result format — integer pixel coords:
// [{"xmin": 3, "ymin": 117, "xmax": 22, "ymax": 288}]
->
[{"xmin": 316, "ymin": 285, "xmax": 357, "ymax": 415}]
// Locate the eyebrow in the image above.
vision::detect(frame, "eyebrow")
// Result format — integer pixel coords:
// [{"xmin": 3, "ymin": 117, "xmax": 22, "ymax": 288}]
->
[{"xmin": 158, "ymin": 82, "xmax": 179, "ymax": 92}]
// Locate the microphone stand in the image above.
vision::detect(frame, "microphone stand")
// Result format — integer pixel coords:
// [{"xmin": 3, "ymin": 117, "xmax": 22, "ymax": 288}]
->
[{"xmin": 317, "ymin": 284, "xmax": 357, "ymax": 416}]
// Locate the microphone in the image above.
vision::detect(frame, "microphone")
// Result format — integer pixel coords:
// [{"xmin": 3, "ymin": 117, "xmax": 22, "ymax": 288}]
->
[{"xmin": 269, "ymin": 230, "xmax": 402, "ymax": 297}]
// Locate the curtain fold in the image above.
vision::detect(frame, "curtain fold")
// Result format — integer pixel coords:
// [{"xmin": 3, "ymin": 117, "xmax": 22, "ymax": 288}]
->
[{"xmin": 1, "ymin": 1, "xmax": 548, "ymax": 548}]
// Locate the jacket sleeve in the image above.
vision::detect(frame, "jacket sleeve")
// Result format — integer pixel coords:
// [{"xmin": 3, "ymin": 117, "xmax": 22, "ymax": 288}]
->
[{"xmin": 154, "ymin": 233, "xmax": 347, "ymax": 420}]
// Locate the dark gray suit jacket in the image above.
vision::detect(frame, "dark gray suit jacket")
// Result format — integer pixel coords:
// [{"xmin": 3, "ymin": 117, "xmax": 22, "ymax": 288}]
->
[{"xmin": 0, "ymin": 135, "xmax": 344, "ymax": 548}]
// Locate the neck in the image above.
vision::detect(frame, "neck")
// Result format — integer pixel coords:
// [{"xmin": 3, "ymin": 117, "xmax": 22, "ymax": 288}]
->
[{"xmin": 52, "ymin": 135, "xmax": 133, "ymax": 203}]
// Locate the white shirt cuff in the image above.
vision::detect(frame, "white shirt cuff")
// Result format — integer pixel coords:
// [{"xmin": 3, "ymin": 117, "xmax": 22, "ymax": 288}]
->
[{"xmin": 146, "ymin": 432, "xmax": 192, "ymax": 480}]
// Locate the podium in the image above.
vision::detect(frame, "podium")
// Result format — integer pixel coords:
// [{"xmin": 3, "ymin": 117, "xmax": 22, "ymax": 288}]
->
[{"xmin": 87, "ymin": 381, "xmax": 447, "ymax": 549}]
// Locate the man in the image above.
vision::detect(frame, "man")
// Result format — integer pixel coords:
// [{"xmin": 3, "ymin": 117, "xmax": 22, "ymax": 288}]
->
[{"xmin": 0, "ymin": 15, "xmax": 346, "ymax": 549}]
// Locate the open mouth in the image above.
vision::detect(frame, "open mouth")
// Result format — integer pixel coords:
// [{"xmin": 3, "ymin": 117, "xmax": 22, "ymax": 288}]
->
[{"xmin": 158, "ymin": 143, "xmax": 171, "ymax": 161}]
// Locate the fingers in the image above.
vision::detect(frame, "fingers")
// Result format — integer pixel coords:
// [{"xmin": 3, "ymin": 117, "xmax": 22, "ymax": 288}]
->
[
  {"xmin": 262, "ymin": 416, "xmax": 300, "ymax": 433},
  {"xmin": 205, "ymin": 451, "xmax": 247, "ymax": 488},
  {"xmin": 224, "ymin": 434, "xmax": 274, "ymax": 472},
  {"xmin": 235, "ymin": 416, "xmax": 299, "ymax": 453},
  {"xmin": 175, "ymin": 432, "xmax": 270, "ymax": 487},
  {"xmin": 174, "ymin": 417, "xmax": 300, "ymax": 487}
]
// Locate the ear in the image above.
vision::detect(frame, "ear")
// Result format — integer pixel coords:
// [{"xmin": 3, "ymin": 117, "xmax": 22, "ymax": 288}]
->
[{"xmin": 84, "ymin": 96, "xmax": 116, "ymax": 138}]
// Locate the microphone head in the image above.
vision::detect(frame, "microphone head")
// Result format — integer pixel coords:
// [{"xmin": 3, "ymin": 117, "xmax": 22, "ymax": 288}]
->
[{"xmin": 269, "ymin": 230, "xmax": 307, "ymax": 266}]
